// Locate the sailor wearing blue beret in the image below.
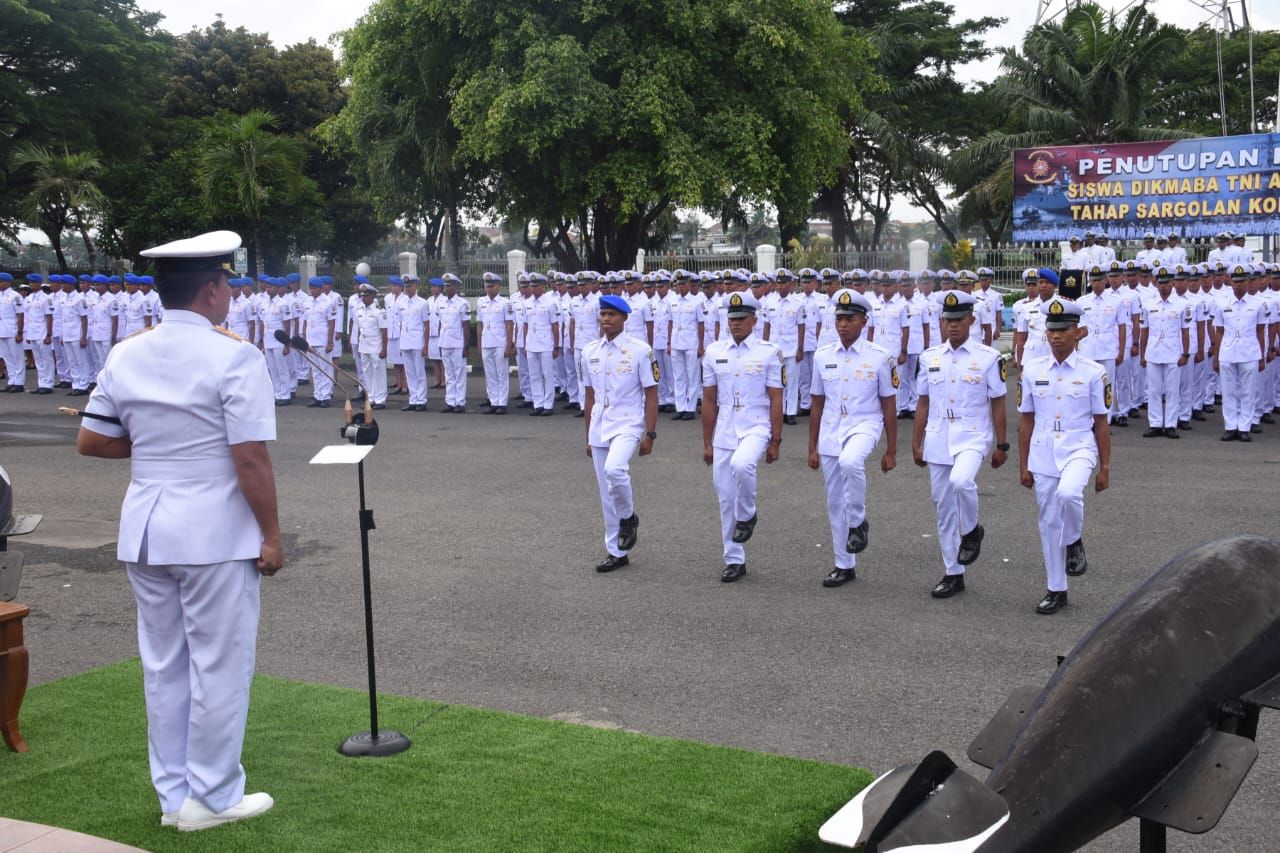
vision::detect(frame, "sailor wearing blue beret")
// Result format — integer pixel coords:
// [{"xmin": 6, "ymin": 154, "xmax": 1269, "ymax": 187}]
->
[{"xmin": 0, "ymin": 269, "xmax": 25, "ymax": 390}]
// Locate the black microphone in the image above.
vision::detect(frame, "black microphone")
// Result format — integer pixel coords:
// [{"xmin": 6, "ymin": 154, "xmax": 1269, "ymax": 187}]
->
[
  {"xmin": 273, "ymin": 329, "xmax": 291, "ymax": 346},
  {"xmin": 291, "ymin": 335, "xmax": 369, "ymax": 397}
]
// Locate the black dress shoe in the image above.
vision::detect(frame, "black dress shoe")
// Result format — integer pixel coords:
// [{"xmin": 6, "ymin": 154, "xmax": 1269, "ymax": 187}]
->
[
  {"xmin": 797, "ymin": 408, "xmax": 811, "ymax": 417},
  {"xmin": 1065, "ymin": 538, "xmax": 1087, "ymax": 576},
  {"xmin": 6, "ymin": 385, "xmax": 23, "ymax": 393},
  {"xmin": 574, "ymin": 411, "xmax": 584, "ymax": 418},
  {"xmin": 298, "ymin": 378, "xmax": 310, "ymax": 385},
  {"xmin": 415, "ymin": 404, "xmax": 427, "ymax": 412},
  {"xmin": 1251, "ymin": 424, "xmax": 1263, "ymax": 434},
  {"xmin": 307, "ymin": 399, "xmax": 323, "ymax": 408},
  {"xmin": 1177, "ymin": 420, "xmax": 1191, "ymax": 431},
  {"xmin": 1164, "ymin": 428, "xmax": 1180, "ymax": 438},
  {"xmin": 536, "ymin": 408, "xmax": 552, "ymax": 416},
  {"xmin": 275, "ymin": 398, "xmax": 291, "ymax": 406},
  {"xmin": 822, "ymin": 568, "xmax": 856, "ymax": 587},
  {"xmin": 482, "ymin": 406, "xmax": 495, "ymax": 414},
  {"xmin": 565, "ymin": 402, "xmax": 581, "ymax": 411},
  {"xmin": 67, "ymin": 388, "xmax": 87, "ymax": 396},
  {"xmin": 1191, "ymin": 410, "xmax": 1206, "ymax": 421},
  {"xmin": 1221, "ymin": 430, "xmax": 1238, "ymax": 441},
  {"xmin": 1263, "ymin": 413, "xmax": 1276, "ymax": 425},
  {"xmin": 1142, "ymin": 428, "xmax": 1163, "ymax": 438},
  {"xmin": 56, "ymin": 381, "xmax": 71, "ymax": 388},
  {"xmin": 518, "ymin": 401, "xmax": 534, "ymax": 408},
  {"xmin": 34, "ymin": 387, "xmax": 52, "ymax": 395},
  {"xmin": 671, "ymin": 412, "xmax": 686, "ymax": 421},
  {"xmin": 720, "ymin": 563, "xmax": 747, "ymax": 582},
  {"xmin": 392, "ymin": 388, "xmax": 408, "ymax": 396},
  {"xmin": 1036, "ymin": 590, "xmax": 1068, "ymax": 614},
  {"xmin": 783, "ymin": 415, "xmax": 797, "ymax": 425},
  {"xmin": 617, "ymin": 513, "xmax": 639, "ymax": 551},
  {"xmin": 1128, "ymin": 408, "xmax": 1140, "ymax": 418},
  {"xmin": 897, "ymin": 410, "xmax": 914, "ymax": 420},
  {"xmin": 931, "ymin": 574, "xmax": 965, "ymax": 598},
  {"xmin": 319, "ymin": 400, "xmax": 331, "ymax": 408},
  {"xmin": 529, "ymin": 408, "xmax": 541, "ymax": 416},
  {"xmin": 1114, "ymin": 415, "xmax": 1128, "ymax": 427},
  {"xmin": 957, "ymin": 524, "xmax": 984, "ymax": 566},
  {"xmin": 731, "ymin": 514, "xmax": 757, "ymax": 544},
  {"xmin": 353, "ymin": 393, "xmax": 367, "ymax": 402},
  {"xmin": 494, "ymin": 406, "xmax": 508, "ymax": 414},
  {"xmin": 1238, "ymin": 432, "xmax": 1252, "ymax": 442},
  {"xmin": 1202, "ymin": 404, "xmax": 1215, "ymax": 413},
  {"xmin": 441, "ymin": 405, "xmax": 455, "ymax": 413},
  {"xmin": 371, "ymin": 403, "xmax": 386, "ymax": 410},
  {"xmin": 402, "ymin": 403, "xmax": 417, "ymax": 411},
  {"xmin": 846, "ymin": 520, "xmax": 869, "ymax": 554},
  {"xmin": 595, "ymin": 554, "xmax": 630, "ymax": 573},
  {"xmin": 657, "ymin": 404, "xmax": 673, "ymax": 413}
]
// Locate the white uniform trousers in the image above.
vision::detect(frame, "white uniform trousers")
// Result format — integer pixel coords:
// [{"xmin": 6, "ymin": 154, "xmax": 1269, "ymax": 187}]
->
[
  {"xmin": 310, "ymin": 352, "xmax": 334, "ymax": 401},
  {"xmin": 798, "ymin": 351, "xmax": 815, "ymax": 409},
  {"xmin": 1145, "ymin": 362, "xmax": 1180, "ymax": 428},
  {"xmin": 30, "ymin": 339, "xmax": 54, "ymax": 389},
  {"xmin": 927, "ymin": 449, "xmax": 984, "ymax": 576},
  {"xmin": 654, "ymin": 349, "xmax": 673, "ymax": 406},
  {"xmin": 291, "ymin": 348, "xmax": 307, "ymax": 382},
  {"xmin": 441, "ymin": 347, "xmax": 467, "ymax": 407},
  {"xmin": 1219, "ymin": 361, "xmax": 1255, "ymax": 432},
  {"xmin": 1195, "ymin": 357, "xmax": 1212, "ymax": 409},
  {"xmin": 592, "ymin": 436, "xmax": 640, "ymax": 558},
  {"xmin": 386, "ymin": 338, "xmax": 403, "ymax": 366},
  {"xmin": 712, "ymin": 434, "xmax": 770, "ymax": 565},
  {"xmin": 0, "ymin": 337, "xmax": 24, "ymax": 386},
  {"xmin": 1115, "ymin": 356, "xmax": 1133, "ymax": 414},
  {"xmin": 1254, "ymin": 359, "xmax": 1276, "ymax": 424},
  {"xmin": 515, "ymin": 348, "xmax": 532, "ymax": 399},
  {"xmin": 574, "ymin": 349, "xmax": 589, "ymax": 409},
  {"xmin": 1131, "ymin": 355, "xmax": 1148, "ymax": 407},
  {"xmin": 781, "ymin": 354, "xmax": 799, "ymax": 416},
  {"xmin": 819, "ymin": 432, "xmax": 879, "ymax": 571},
  {"xmin": 563, "ymin": 345, "xmax": 581, "ymax": 405},
  {"xmin": 264, "ymin": 348, "xmax": 292, "ymax": 400},
  {"xmin": 898, "ymin": 355, "xmax": 919, "ymax": 414},
  {"xmin": 553, "ymin": 346, "xmax": 567, "ymax": 392},
  {"xmin": 91, "ymin": 340, "xmax": 112, "ymax": 383},
  {"xmin": 528, "ymin": 349, "xmax": 556, "ymax": 410},
  {"xmin": 1177, "ymin": 357, "xmax": 1198, "ymax": 422},
  {"xmin": 1033, "ymin": 458, "xmax": 1092, "ymax": 593},
  {"xmin": 358, "ymin": 352, "xmax": 387, "ymax": 404},
  {"xmin": 62, "ymin": 340, "xmax": 91, "ymax": 390},
  {"xmin": 671, "ymin": 349, "xmax": 700, "ymax": 414},
  {"xmin": 352, "ymin": 339, "xmax": 366, "ymax": 385},
  {"xmin": 127, "ymin": 558, "xmax": 260, "ymax": 815},
  {"xmin": 482, "ymin": 347, "xmax": 510, "ymax": 406},
  {"xmin": 54, "ymin": 339, "xmax": 71, "ymax": 382},
  {"xmin": 403, "ymin": 348, "xmax": 428, "ymax": 404}
]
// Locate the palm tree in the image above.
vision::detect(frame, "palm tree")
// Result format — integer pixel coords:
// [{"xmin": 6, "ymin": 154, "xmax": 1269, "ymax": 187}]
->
[
  {"xmin": 950, "ymin": 3, "xmax": 1190, "ymax": 243},
  {"xmin": 10, "ymin": 145, "xmax": 109, "ymax": 270},
  {"xmin": 195, "ymin": 110, "xmax": 308, "ymax": 273}
]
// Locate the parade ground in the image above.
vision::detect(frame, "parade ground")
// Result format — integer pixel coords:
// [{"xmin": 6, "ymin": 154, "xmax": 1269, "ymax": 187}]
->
[{"xmin": 3, "ymin": 370, "xmax": 1278, "ymax": 851}]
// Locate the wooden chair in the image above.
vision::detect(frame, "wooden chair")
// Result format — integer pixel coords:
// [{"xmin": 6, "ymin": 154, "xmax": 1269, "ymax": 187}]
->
[{"xmin": 0, "ymin": 601, "xmax": 29, "ymax": 752}]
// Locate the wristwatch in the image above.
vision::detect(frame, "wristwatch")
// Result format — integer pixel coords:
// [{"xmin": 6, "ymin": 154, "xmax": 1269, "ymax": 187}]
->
[
  {"xmin": 996, "ymin": 442, "xmax": 1010, "ymax": 452},
  {"xmin": 645, "ymin": 431, "xmax": 657, "ymax": 440}
]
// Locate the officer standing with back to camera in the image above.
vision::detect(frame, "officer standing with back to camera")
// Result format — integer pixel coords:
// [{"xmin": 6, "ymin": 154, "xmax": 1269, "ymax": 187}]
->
[
  {"xmin": 582, "ymin": 294, "xmax": 659, "ymax": 573},
  {"xmin": 77, "ymin": 230, "xmax": 281, "ymax": 832},
  {"xmin": 701, "ymin": 291, "xmax": 784, "ymax": 583}
]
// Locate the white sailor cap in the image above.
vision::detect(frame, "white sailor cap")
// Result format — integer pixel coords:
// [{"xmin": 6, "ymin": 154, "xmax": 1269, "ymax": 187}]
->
[
  {"xmin": 831, "ymin": 288, "xmax": 871, "ymax": 315},
  {"xmin": 938, "ymin": 290, "xmax": 977, "ymax": 319},
  {"xmin": 140, "ymin": 230, "xmax": 241, "ymax": 276},
  {"xmin": 724, "ymin": 291, "xmax": 760, "ymax": 318}
]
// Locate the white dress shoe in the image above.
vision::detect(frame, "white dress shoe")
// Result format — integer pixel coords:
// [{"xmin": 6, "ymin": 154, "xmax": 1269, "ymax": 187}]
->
[
  {"xmin": 161, "ymin": 812, "xmax": 179, "ymax": 828},
  {"xmin": 177, "ymin": 792, "xmax": 274, "ymax": 831}
]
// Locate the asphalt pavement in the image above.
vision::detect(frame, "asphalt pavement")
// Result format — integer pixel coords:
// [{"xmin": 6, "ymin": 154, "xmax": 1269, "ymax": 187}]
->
[{"xmin": 3, "ymin": 367, "xmax": 1278, "ymax": 852}]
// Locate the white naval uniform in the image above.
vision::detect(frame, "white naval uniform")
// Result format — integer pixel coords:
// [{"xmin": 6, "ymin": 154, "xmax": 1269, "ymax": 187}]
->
[
  {"xmin": 1141, "ymin": 294, "xmax": 1191, "ymax": 428},
  {"xmin": 353, "ymin": 301, "xmax": 389, "ymax": 405},
  {"xmin": 399, "ymin": 293, "xmax": 430, "ymax": 405},
  {"xmin": 798, "ymin": 291, "xmax": 823, "ymax": 408},
  {"xmin": 767, "ymin": 293, "xmax": 806, "ymax": 417},
  {"xmin": 1214, "ymin": 294, "xmax": 1266, "ymax": 433},
  {"xmin": 60, "ymin": 288, "xmax": 91, "ymax": 389},
  {"xmin": 1018, "ymin": 352, "xmax": 1109, "ymax": 593},
  {"xmin": 1176, "ymin": 288, "xmax": 1210, "ymax": 422},
  {"xmin": 476, "ymin": 294, "xmax": 512, "ymax": 407},
  {"xmin": 702, "ymin": 336, "xmax": 784, "ymax": 566},
  {"xmin": 1078, "ymin": 289, "xmax": 1123, "ymax": 421},
  {"xmin": 1015, "ymin": 297, "xmax": 1051, "ymax": 368},
  {"xmin": 810, "ymin": 337, "xmax": 896, "ymax": 571},
  {"xmin": 651, "ymin": 292, "xmax": 674, "ymax": 407},
  {"xmin": 512, "ymin": 295, "xmax": 532, "ymax": 401},
  {"xmin": 582, "ymin": 333, "xmax": 657, "ymax": 557},
  {"xmin": 918, "ymin": 338, "xmax": 1005, "ymax": 577},
  {"xmin": 347, "ymin": 292, "xmax": 363, "ymax": 383},
  {"xmin": 88, "ymin": 291, "xmax": 119, "ymax": 380},
  {"xmin": 524, "ymin": 292, "xmax": 561, "ymax": 410},
  {"xmin": 385, "ymin": 291, "xmax": 404, "ymax": 367},
  {"xmin": 81, "ymin": 310, "xmax": 275, "ymax": 816},
  {"xmin": 668, "ymin": 292, "xmax": 704, "ymax": 415},
  {"xmin": 24, "ymin": 289, "xmax": 56, "ymax": 389},
  {"xmin": 437, "ymin": 294, "xmax": 471, "ymax": 408},
  {"xmin": 260, "ymin": 296, "xmax": 293, "ymax": 401},
  {"xmin": 302, "ymin": 292, "xmax": 338, "ymax": 401},
  {"xmin": 0, "ymin": 285, "xmax": 24, "ymax": 385}
]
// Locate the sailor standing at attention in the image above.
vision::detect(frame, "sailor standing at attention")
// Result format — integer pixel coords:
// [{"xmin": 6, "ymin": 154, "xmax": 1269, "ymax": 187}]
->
[
  {"xmin": 582, "ymin": 295, "xmax": 659, "ymax": 573},
  {"xmin": 912, "ymin": 291, "xmax": 1008, "ymax": 599},
  {"xmin": 76, "ymin": 230, "xmax": 281, "ymax": 831},
  {"xmin": 806, "ymin": 288, "xmax": 897, "ymax": 589},
  {"xmin": 701, "ymin": 291, "xmax": 784, "ymax": 583},
  {"xmin": 1018, "ymin": 298, "xmax": 1111, "ymax": 615}
]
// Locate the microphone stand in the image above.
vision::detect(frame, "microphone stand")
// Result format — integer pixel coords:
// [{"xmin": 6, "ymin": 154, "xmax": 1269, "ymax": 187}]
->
[{"xmin": 294, "ymin": 334, "xmax": 409, "ymax": 757}]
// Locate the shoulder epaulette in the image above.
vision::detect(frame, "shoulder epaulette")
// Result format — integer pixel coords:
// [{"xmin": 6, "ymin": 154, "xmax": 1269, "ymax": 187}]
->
[
  {"xmin": 211, "ymin": 325, "xmax": 248, "ymax": 343},
  {"xmin": 120, "ymin": 325, "xmax": 157, "ymax": 342}
]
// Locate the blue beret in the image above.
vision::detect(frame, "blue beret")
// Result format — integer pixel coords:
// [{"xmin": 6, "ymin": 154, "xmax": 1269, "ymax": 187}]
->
[
  {"xmin": 388, "ymin": 275, "xmax": 402, "ymax": 285},
  {"xmin": 91, "ymin": 274, "xmax": 110, "ymax": 284},
  {"xmin": 308, "ymin": 276, "xmax": 323, "ymax": 287},
  {"xmin": 353, "ymin": 275, "xmax": 369, "ymax": 284},
  {"xmin": 108, "ymin": 275, "xmax": 121, "ymax": 284},
  {"xmin": 140, "ymin": 275, "xmax": 154, "ymax": 285},
  {"xmin": 287, "ymin": 273, "xmax": 301, "ymax": 283},
  {"xmin": 79, "ymin": 274, "xmax": 91, "ymax": 282},
  {"xmin": 1037, "ymin": 267, "xmax": 1060, "ymax": 286},
  {"xmin": 321, "ymin": 275, "xmax": 333, "ymax": 285},
  {"xmin": 24, "ymin": 273, "xmax": 40, "ymax": 282},
  {"xmin": 598, "ymin": 294, "xmax": 630, "ymax": 314},
  {"xmin": 0, "ymin": 272, "xmax": 13, "ymax": 281},
  {"xmin": 428, "ymin": 277, "xmax": 443, "ymax": 287}
]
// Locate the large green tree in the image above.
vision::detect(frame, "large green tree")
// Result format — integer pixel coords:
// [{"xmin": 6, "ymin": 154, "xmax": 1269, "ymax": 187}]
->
[
  {"xmin": 1153, "ymin": 25, "xmax": 1280, "ymax": 138},
  {"xmin": 195, "ymin": 111, "xmax": 315, "ymax": 273},
  {"xmin": 10, "ymin": 145, "xmax": 109, "ymax": 270}
]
